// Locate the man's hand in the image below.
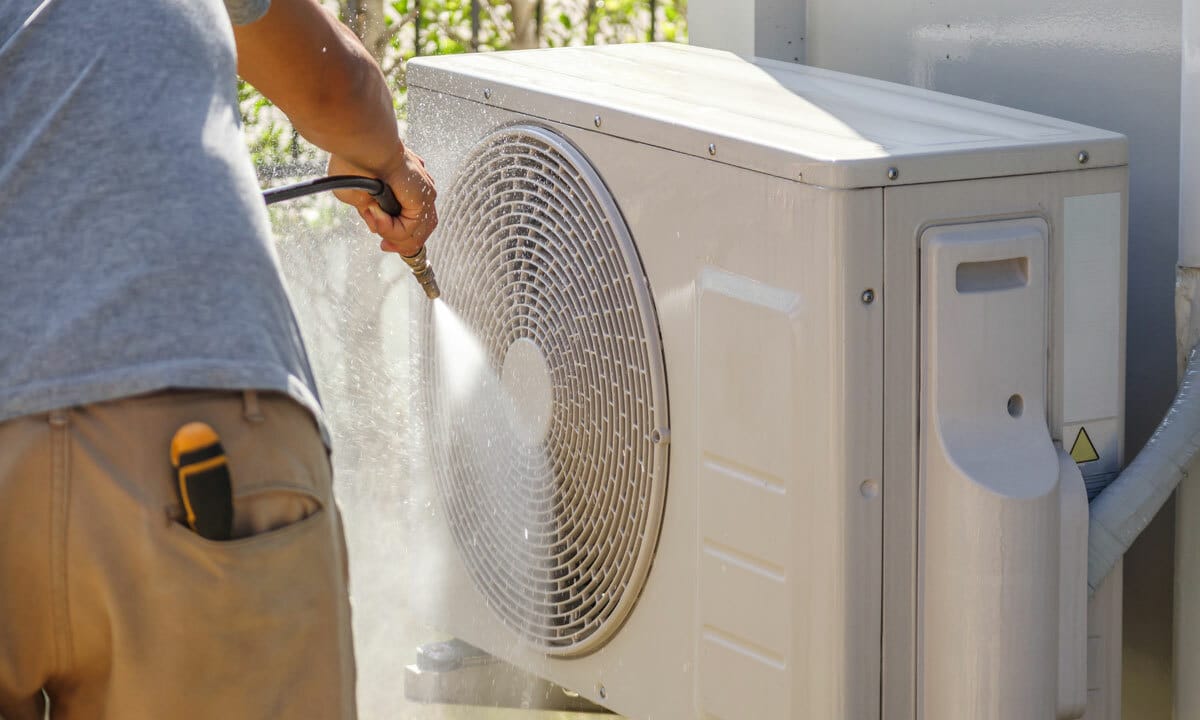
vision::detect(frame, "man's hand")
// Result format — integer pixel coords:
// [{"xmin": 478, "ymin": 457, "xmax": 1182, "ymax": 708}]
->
[
  {"xmin": 328, "ymin": 146, "xmax": 438, "ymax": 257},
  {"xmin": 233, "ymin": 0, "xmax": 438, "ymax": 254}
]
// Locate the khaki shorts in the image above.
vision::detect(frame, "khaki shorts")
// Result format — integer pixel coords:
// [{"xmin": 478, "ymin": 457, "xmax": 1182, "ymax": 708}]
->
[{"xmin": 0, "ymin": 390, "xmax": 356, "ymax": 719}]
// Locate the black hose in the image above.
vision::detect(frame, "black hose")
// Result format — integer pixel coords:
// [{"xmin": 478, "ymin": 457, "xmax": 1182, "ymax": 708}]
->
[{"xmin": 261, "ymin": 175, "xmax": 402, "ymax": 216}]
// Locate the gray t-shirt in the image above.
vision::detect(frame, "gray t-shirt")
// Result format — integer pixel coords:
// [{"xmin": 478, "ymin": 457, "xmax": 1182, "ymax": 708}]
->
[{"xmin": 0, "ymin": 0, "xmax": 328, "ymax": 440}]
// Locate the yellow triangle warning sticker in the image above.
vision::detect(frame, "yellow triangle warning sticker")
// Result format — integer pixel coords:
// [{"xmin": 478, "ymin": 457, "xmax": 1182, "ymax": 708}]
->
[{"xmin": 1070, "ymin": 427, "xmax": 1100, "ymax": 464}]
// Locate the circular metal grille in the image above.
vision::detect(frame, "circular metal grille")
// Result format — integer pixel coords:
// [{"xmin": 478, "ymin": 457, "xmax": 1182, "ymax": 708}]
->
[{"xmin": 420, "ymin": 125, "xmax": 669, "ymax": 656}]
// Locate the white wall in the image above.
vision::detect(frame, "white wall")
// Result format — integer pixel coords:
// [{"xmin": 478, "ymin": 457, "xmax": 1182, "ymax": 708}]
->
[
  {"xmin": 693, "ymin": 2, "xmax": 1182, "ymax": 716},
  {"xmin": 688, "ymin": 0, "xmax": 806, "ymax": 61},
  {"xmin": 1184, "ymin": 0, "xmax": 1200, "ymax": 263}
]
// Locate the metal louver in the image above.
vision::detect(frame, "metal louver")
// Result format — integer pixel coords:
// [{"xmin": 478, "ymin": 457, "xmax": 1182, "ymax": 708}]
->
[{"xmin": 420, "ymin": 124, "xmax": 669, "ymax": 656}]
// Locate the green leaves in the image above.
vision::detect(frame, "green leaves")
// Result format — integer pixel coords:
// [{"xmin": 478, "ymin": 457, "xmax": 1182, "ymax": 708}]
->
[{"xmin": 242, "ymin": 0, "xmax": 688, "ymax": 170}]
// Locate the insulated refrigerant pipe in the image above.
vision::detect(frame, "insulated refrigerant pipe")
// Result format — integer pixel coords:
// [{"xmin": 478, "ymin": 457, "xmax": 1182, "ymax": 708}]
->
[
  {"xmin": 1090, "ymin": 0, "xmax": 1200, "ymax": 606},
  {"xmin": 262, "ymin": 175, "xmax": 441, "ymax": 300},
  {"xmin": 1087, "ymin": 345, "xmax": 1200, "ymax": 595}
]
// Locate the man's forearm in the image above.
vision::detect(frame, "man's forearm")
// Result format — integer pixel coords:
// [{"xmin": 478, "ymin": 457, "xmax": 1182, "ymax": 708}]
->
[
  {"xmin": 233, "ymin": 0, "xmax": 403, "ymax": 174},
  {"xmin": 235, "ymin": 0, "xmax": 438, "ymax": 256}
]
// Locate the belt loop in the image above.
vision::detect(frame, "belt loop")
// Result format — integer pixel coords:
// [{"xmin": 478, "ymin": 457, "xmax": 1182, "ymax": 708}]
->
[{"xmin": 242, "ymin": 390, "xmax": 265, "ymax": 423}]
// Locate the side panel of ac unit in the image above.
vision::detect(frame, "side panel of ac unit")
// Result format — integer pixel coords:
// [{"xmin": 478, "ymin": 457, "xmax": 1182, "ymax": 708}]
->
[
  {"xmin": 879, "ymin": 167, "xmax": 1128, "ymax": 720},
  {"xmin": 407, "ymin": 87, "xmax": 886, "ymax": 720}
]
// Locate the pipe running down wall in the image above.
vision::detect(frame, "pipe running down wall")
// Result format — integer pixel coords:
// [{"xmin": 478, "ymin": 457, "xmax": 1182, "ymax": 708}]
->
[{"xmin": 1088, "ymin": 340, "xmax": 1200, "ymax": 595}]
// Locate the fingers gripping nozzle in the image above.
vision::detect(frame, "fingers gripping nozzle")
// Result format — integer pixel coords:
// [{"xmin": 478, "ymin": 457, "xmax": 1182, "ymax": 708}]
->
[
  {"xmin": 260, "ymin": 175, "xmax": 442, "ymax": 300},
  {"xmin": 402, "ymin": 246, "xmax": 441, "ymax": 300},
  {"xmin": 369, "ymin": 182, "xmax": 441, "ymax": 300}
]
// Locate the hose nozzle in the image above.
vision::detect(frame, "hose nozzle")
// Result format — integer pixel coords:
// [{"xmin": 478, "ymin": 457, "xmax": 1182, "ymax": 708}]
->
[{"xmin": 402, "ymin": 246, "xmax": 441, "ymax": 300}]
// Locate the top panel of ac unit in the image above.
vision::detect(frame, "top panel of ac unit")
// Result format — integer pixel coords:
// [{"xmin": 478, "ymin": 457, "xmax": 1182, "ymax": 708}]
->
[{"xmin": 406, "ymin": 43, "xmax": 1127, "ymax": 189}]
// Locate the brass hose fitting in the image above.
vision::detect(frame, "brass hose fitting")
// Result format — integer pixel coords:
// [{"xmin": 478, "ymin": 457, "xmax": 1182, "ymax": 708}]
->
[{"xmin": 402, "ymin": 246, "xmax": 441, "ymax": 300}]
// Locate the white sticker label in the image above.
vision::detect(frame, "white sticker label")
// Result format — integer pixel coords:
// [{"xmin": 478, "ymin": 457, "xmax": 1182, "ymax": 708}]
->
[{"xmin": 1063, "ymin": 193, "xmax": 1121, "ymax": 428}]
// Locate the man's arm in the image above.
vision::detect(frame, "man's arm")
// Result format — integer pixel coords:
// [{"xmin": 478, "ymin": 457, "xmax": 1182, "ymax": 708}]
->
[{"xmin": 233, "ymin": 0, "xmax": 436, "ymax": 255}]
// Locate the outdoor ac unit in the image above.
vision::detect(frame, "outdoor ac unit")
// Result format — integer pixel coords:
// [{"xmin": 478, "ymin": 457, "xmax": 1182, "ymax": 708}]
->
[{"xmin": 404, "ymin": 43, "xmax": 1128, "ymax": 720}]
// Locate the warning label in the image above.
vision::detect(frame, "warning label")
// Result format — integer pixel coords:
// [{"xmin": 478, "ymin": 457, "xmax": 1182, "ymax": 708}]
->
[{"xmin": 1070, "ymin": 427, "xmax": 1100, "ymax": 464}]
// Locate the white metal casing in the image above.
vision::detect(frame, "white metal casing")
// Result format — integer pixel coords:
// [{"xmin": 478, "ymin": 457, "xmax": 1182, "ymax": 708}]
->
[
  {"xmin": 404, "ymin": 43, "xmax": 1128, "ymax": 719},
  {"xmin": 883, "ymin": 172, "xmax": 1127, "ymax": 720},
  {"xmin": 407, "ymin": 43, "xmax": 1124, "ymax": 190},
  {"xmin": 695, "ymin": 4, "xmax": 1170, "ymax": 708}
]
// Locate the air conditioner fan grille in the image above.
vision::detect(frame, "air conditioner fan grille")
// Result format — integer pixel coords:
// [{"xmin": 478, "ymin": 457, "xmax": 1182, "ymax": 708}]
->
[{"xmin": 421, "ymin": 125, "xmax": 668, "ymax": 656}]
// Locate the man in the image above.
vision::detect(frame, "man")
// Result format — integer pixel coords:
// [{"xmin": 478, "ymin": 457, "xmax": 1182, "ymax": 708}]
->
[{"xmin": 0, "ymin": 0, "xmax": 435, "ymax": 717}]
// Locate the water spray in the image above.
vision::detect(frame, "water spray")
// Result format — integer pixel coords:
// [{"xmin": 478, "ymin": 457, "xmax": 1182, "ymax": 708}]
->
[{"xmin": 263, "ymin": 175, "xmax": 441, "ymax": 299}]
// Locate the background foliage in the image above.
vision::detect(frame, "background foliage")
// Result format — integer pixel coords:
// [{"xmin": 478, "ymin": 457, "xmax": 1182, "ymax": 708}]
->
[{"xmin": 243, "ymin": 0, "xmax": 687, "ymax": 170}]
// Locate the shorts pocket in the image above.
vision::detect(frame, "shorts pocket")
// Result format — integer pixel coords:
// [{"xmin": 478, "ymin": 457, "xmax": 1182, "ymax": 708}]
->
[
  {"xmin": 166, "ymin": 506, "xmax": 327, "ymax": 556},
  {"xmin": 153, "ymin": 498, "xmax": 354, "ymax": 717},
  {"xmin": 230, "ymin": 485, "xmax": 323, "ymax": 539},
  {"xmin": 166, "ymin": 485, "xmax": 325, "ymax": 548}
]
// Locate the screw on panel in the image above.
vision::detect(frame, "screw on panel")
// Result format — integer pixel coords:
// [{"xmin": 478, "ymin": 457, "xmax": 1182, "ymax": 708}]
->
[
  {"xmin": 598, "ymin": 684, "xmax": 608, "ymax": 700},
  {"xmin": 887, "ymin": 167, "xmax": 899, "ymax": 181},
  {"xmin": 483, "ymin": 88, "xmax": 492, "ymax": 100},
  {"xmin": 594, "ymin": 115, "xmax": 602, "ymax": 128},
  {"xmin": 708, "ymin": 143, "xmax": 717, "ymax": 156},
  {"xmin": 1077, "ymin": 150, "xmax": 1090, "ymax": 165},
  {"xmin": 861, "ymin": 289, "xmax": 876, "ymax": 304}
]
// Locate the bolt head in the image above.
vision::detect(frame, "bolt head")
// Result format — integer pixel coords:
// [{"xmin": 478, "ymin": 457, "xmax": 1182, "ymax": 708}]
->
[
  {"xmin": 861, "ymin": 288, "xmax": 876, "ymax": 304},
  {"xmin": 594, "ymin": 115, "xmax": 602, "ymax": 128},
  {"xmin": 886, "ymin": 167, "xmax": 899, "ymax": 181},
  {"xmin": 707, "ymin": 143, "xmax": 717, "ymax": 156},
  {"xmin": 483, "ymin": 88, "xmax": 492, "ymax": 100},
  {"xmin": 598, "ymin": 684, "xmax": 607, "ymax": 699},
  {"xmin": 1077, "ymin": 150, "xmax": 1090, "ymax": 164}
]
